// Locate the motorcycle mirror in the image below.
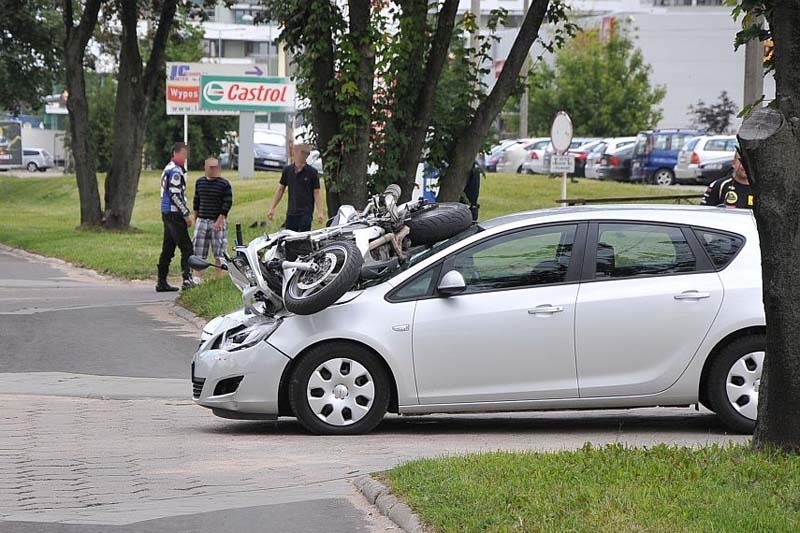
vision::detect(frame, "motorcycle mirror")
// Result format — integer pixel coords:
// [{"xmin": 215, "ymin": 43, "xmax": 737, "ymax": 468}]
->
[{"xmin": 187, "ymin": 255, "xmax": 214, "ymax": 271}]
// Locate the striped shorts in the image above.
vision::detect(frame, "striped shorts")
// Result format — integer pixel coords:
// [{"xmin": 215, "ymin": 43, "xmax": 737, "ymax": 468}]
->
[{"xmin": 193, "ymin": 218, "xmax": 228, "ymax": 259}]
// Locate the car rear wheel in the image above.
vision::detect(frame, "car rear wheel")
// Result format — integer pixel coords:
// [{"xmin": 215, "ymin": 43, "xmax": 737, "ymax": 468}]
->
[
  {"xmin": 289, "ymin": 342, "xmax": 390, "ymax": 435},
  {"xmin": 706, "ymin": 335, "xmax": 764, "ymax": 434},
  {"xmin": 653, "ymin": 168, "xmax": 675, "ymax": 186},
  {"xmin": 26, "ymin": 162, "xmax": 38, "ymax": 172}
]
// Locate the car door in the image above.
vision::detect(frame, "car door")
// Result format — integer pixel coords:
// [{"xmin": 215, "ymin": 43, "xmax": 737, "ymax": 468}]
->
[
  {"xmin": 411, "ymin": 223, "xmax": 585, "ymax": 405},
  {"xmin": 574, "ymin": 222, "xmax": 723, "ymax": 397}
]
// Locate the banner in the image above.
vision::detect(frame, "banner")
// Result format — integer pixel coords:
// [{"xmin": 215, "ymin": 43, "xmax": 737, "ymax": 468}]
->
[
  {"xmin": 200, "ymin": 76, "xmax": 295, "ymax": 112},
  {"xmin": 165, "ymin": 62, "xmax": 291, "ymax": 115},
  {"xmin": 0, "ymin": 121, "xmax": 22, "ymax": 167}
]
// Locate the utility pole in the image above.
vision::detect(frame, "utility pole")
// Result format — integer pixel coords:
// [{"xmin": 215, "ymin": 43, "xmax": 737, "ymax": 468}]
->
[{"xmin": 743, "ymin": 16, "xmax": 764, "ymax": 110}]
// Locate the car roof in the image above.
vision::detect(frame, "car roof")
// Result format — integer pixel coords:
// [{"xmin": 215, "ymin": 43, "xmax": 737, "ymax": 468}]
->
[{"xmin": 481, "ymin": 204, "xmax": 755, "ymax": 233}]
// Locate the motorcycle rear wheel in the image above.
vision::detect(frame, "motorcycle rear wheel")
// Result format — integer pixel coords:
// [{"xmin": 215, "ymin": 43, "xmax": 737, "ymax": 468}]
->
[
  {"xmin": 408, "ymin": 202, "xmax": 473, "ymax": 245},
  {"xmin": 284, "ymin": 240, "xmax": 363, "ymax": 315}
]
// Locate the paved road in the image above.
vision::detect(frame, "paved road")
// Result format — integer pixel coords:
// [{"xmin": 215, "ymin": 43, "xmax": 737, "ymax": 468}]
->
[{"xmin": 0, "ymin": 247, "xmax": 748, "ymax": 532}]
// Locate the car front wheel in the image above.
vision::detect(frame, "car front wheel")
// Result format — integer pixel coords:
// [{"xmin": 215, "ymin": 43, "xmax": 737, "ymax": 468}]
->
[
  {"xmin": 706, "ymin": 335, "xmax": 764, "ymax": 434},
  {"xmin": 27, "ymin": 162, "xmax": 38, "ymax": 172},
  {"xmin": 289, "ymin": 342, "xmax": 390, "ymax": 435}
]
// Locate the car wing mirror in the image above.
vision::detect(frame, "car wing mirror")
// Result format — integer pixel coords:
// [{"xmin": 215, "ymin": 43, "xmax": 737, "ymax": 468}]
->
[{"xmin": 437, "ymin": 270, "xmax": 466, "ymax": 296}]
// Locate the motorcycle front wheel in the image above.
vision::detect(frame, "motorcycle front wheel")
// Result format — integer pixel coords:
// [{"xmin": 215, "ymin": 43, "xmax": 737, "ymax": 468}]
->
[{"xmin": 284, "ymin": 240, "xmax": 363, "ymax": 315}]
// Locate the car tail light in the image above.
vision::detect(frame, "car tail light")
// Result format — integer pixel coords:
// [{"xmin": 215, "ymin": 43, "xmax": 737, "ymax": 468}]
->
[
  {"xmin": 577, "ymin": 153, "xmax": 588, "ymax": 161},
  {"xmin": 609, "ymin": 156, "xmax": 620, "ymax": 166},
  {"xmin": 530, "ymin": 152, "xmax": 539, "ymax": 160},
  {"xmin": 690, "ymin": 151, "xmax": 700, "ymax": 165}
]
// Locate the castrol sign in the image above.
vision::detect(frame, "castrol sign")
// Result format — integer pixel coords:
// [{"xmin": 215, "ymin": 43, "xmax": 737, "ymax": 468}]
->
[{"xmin": 200, "ymin": 76, "xmax": 295, "ymax": 112}]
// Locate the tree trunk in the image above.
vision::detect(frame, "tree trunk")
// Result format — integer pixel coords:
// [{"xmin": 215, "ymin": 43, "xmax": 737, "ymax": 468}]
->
[
  {"xmin": 437, "ymin": 0, "xmax": 550, "ymax": 201},
  {"xmin": 336, "ymin": 0, "xmax": 375, "ymax": 210},
  {"xmin": 395, "ymin": 0, "xmax": 459, "ymax": 201},
  {"xmin": 61, "ymin": 0, "xmax": 103, "ymax": 227},
  {"xmin": 104, "ymin": 0, "xmax": 177, "ymax": 229},
  {"xmin": 740, "ymin": 1, "xmax": 800, "ymax": 453}
]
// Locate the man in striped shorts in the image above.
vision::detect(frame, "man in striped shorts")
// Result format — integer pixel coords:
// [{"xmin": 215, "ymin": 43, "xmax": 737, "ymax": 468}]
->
[{"xmin": 192, "ymin": 157, "xmax": 233, "ymax": 280}]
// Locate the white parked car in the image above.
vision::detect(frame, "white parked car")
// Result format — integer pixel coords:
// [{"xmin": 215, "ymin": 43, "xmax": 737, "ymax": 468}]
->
[
  {"xmin": 193, "ymin": 205, "xmax": 764, "ymax": 435},
  {"xmin": 23, "ymin": 148, "xmax": 55, "ymax": 172},
  {"xmin": 519, "ymin": 138, "xmax": 552, "ymax": 175},
  {"xmin": 584, "ymin": 137, "xmax": 637, "ymax": 179},
  {"xmin": 675, "ymin": 135, "xmax": 737, "ymax": 184},
  {"xmin": 496, "ymin": 138, "xmax": 542, "ymax": 173}
]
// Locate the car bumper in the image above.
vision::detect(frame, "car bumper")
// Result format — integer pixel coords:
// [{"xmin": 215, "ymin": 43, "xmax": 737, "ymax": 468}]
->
[
  {"xmin": 254, "ymin": 158, "xmax": 285, "ymax": 170},
  {"xmin": 674, "ymin": 166, "xmax": 696, "ymax": 181},
  {"xmin": 192, "ymin": 335, "xmax": 290, "ymax": 419}
]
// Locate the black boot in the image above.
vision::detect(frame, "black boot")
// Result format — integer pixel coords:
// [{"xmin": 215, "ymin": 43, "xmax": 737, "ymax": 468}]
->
[
  {"xmin": 181, "ymin": 270, "xmax": 197, "ymax": 290},
  {"xmin": 156, "ymin": 265, "xmax": 179, "ymax": 292}
]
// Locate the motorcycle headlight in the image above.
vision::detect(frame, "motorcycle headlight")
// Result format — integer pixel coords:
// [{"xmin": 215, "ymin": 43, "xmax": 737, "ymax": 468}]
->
[{"xmin": 223, "ymin": 321, "xmax": 280, "ymax": 352}]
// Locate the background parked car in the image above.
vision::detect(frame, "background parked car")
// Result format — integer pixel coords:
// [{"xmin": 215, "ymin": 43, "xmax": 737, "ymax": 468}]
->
[
  {"xmin": 674, "ymin": 135, "xmax": 737, "ymax": 184},
  {"xmin": 584, "ymin": 137, "xmax": 637, "ymax": 179},
  {"xmin": 566, "ymin": 139, "xmax": 604, "ymax": 178},
  {"xmin": 596, "ymin": 143, "xmax": 636, "ymax": 182},
  {"xmin": 694, "ymin": 153, "xmax": 735, "ymax": 185},
  {"xmin": 541, "ymin": 138, "xmax": 599, "ymax": 175},
  {"xmin": 631, "ymin": 129, "xmax": 705, "ymax": 185},
  {"xmin": 22, "ymin": 148, "xmax": 54, "ymax": 172},
  {"xmin": 520, "ymin": 138, "xmax": 552, "ymax": 175},
  {"xmin": 486, "ymin": 139, "xmax": 526, "ymax": 173},
  {"xmin": 498, "ymin": 137, "xmax": 550, "ymax": 174},
  {"xmin": 253, "ymin": 143, "xmax": 287, "ymax": 171}
]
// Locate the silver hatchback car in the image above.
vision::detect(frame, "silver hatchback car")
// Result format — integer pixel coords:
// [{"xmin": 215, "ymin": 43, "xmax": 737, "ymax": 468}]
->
[
  {"xmin": 193, "ymin": 206, "xmax": 764, "ymax": 435},
  {"xmin": 23, "ymin": 148, "xmax": 54, "ymax": 172}
]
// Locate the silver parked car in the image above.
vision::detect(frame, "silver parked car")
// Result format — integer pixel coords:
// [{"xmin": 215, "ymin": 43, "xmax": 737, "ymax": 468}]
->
[
  {"xmin": 23, "ymin": 148, "xmax": 54, "ymax": 172},
  {"xmin": 193, "ymin": 205, "xmax": 764, "ymax": 435}
]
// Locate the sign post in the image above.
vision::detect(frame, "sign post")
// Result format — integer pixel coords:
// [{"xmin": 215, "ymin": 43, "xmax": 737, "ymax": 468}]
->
[{"xmin": 550, "ymin": 111, "xmax": 574, "ymax": 207}]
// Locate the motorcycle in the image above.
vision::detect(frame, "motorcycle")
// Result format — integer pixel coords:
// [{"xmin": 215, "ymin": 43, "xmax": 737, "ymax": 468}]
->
[{"xmin": 189, "ymin": 185, "xmax": 472, "ymax": 317}]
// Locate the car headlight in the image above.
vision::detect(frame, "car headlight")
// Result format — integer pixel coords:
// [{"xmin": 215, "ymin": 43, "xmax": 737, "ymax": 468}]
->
[{"xmin": 223, "ymin": 321, "xmax": 281, "ymax": 352}]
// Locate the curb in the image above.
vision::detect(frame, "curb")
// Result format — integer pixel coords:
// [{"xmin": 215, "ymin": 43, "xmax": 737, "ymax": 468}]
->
[
  {"xmin": 353, "ymin": 476, "xmax": 426, "ymax": 533},
  {"xmin": 171, "ymin": 303, "xmax": 207, "ymax": 331}
]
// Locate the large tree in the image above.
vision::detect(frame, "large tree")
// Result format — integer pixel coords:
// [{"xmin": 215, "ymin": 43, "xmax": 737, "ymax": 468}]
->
[
  {"xmin": 733, "ymin": 0, "xmax": 800, "ymax": 453},
  {"xmin": 0, "ymin": 0, "xmax": 64, "ymax": 113},
  {"xmin": 61, "ymin": 0, "xmax": 105, "ymax": 227},
  {"xmin": 511, "ymin": 25, "xmax": 665, "ymax": 138},
  {"xmin": 264, "ymin": 0, "xmax": 573, "ymax": 209},
  {"xmin": 102, "ymin": 0, "xmax": 179, "ymax": 229}
]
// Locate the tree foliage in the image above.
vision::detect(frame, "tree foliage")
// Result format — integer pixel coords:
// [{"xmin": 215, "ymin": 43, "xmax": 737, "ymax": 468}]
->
[
  {"xmin": 0, "ymin": 0, "xmax": 64, "ymax": 113},
  {"xmin": 520, "ymin": 25, "xmax": 664, "ymax": 137},
  {"xmin": 688, "ymin": 91, "xmax": 739, "ymax": 134}
]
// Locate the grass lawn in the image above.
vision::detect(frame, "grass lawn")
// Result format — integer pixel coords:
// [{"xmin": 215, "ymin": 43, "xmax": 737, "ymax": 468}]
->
[
  {"xmin": 0, "ymin": 170, "xmax": 687, "ymax": 318},
  {"xmin": 382, "ymin": 444, "xmax": 800, "ymax": 532}
]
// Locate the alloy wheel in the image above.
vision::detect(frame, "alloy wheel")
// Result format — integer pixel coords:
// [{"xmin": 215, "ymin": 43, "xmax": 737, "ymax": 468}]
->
[
  {"xmin": 654, "ymin": 169, "xmax": 673, "ymax": 186},
  {"xmin": 725, "ymin": 351, "xmax": 764, "ymax": 421},
  {"xmin": 306, "ymin": 357, "xmax": 375, "ymax": 426}
]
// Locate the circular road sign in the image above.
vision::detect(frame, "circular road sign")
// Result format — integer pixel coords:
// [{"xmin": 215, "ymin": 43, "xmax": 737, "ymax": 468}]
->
[{"xmin": 550, "ymin": 111, "xmax": 574, "ymax": 154}]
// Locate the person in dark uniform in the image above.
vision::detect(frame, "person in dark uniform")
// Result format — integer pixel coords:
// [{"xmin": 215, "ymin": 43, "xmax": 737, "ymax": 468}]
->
[
  {"xmin": 156, "ymin": 142, "xmax": 195, "ymax": 292},
  {"xmin": 463, "ymin": 160, "xmax": 485, "ymax": 221},
  {"xmin": 266, "ymin": 143, "xmax": 325, "ymax": 231},
  {"xmin": 700, "ymin": 151, "xmax": 755, "ymax": 209}
]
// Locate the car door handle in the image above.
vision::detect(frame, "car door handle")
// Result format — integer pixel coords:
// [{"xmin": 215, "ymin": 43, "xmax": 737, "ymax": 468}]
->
[
  {"xmin": 528, "ymin": 305, "xmax": 564, "ymax": 315},
  {"xmin": 674, "ymin": 291, "xmax": 711, "ymax": 301}
]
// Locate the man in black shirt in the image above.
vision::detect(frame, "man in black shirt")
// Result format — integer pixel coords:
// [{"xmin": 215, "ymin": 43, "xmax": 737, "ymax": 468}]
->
[
  {"xmin": 192, "ymin": 157, "xmax": 233, "ymax": 279},
  {"xmin": 700, "ymin": 151, "xmax": 755, "ymax": 209},
  {"xmin": 267, "ymin": 144, "xmax": 324, "ymax": 231}
]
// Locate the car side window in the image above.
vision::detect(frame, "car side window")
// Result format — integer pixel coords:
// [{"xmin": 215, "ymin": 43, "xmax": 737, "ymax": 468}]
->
[
  {"xmin": 694, "ymin": 229, "xmax": 745, "ymax": 270},
  {"xmin": 595, "ymin": 223, "xmax": 696, "ymax": 279},
  {"xmin": 654, "ymin": 134, "xmax": 670, "ymax": 151},
  {"xmin": 451, "ymin": 225, "xmax": 577, "ymax": 294},
  {"xmin": 391, "ymin": 268, "xmax": 437, "ymax": 301},
  {"xmin": 705, "ymin": 139, "xmax": 729, "ymax": 151}
]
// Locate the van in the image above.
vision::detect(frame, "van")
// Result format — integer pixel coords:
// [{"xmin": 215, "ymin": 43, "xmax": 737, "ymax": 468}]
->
[{"xmin": 631, "ymin": 129, "xmax": 705, "ymax": 185}]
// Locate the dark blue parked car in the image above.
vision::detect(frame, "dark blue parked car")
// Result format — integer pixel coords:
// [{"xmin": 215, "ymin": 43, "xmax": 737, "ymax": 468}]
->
[{"xmin": 631, "ymin": 129, "xmax": 704, "ymax": 185}]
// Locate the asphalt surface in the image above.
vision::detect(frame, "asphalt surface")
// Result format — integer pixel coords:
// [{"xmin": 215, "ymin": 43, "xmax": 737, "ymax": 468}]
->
[{"xmin": 0, "ymin": 246, "xmax": 749, "ymax": 532}]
